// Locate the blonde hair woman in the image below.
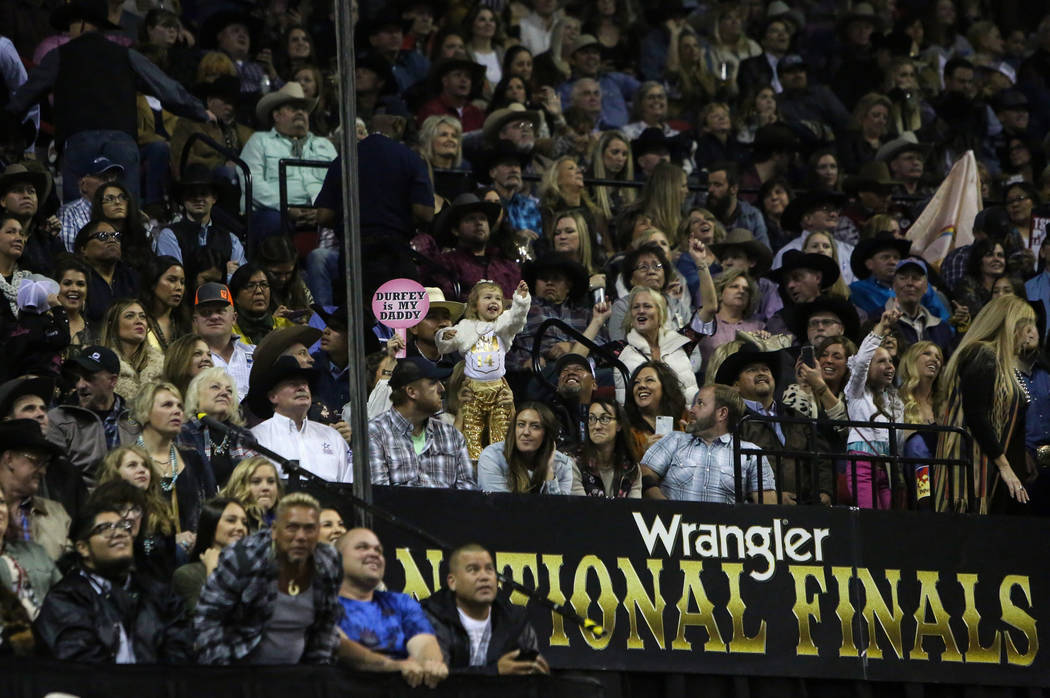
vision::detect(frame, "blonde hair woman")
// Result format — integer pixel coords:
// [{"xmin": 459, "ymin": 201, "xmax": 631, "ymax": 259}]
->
[
  {"xmin": 418, "ymin": 115, "xmax": 464, "ymax": 170},
  {"xmin": 588, "ymin": 131, "xmax": 636, "ymax": 221},
  {"xmin": 539, "ymin": 156, "xmax": 601, "ymax": 242},
  {"xmin": 935, "ymin": 296, "xmax": 1035, "ymax": 514},
  {"xmin": 97, "ymin": 444, "xmax": 178, "ymax": 540},
  {"xmin": 802, "ymin": 231, "xmax": 852, "ymax": 300},
  {"xmin": 221, "ymin": 456, "xmax": 284, "ymax": 529},
  {"xmin": 637, "ymin": 162, "xmax": 687, "ymax": 248},
  {"xmin": 181, "ymin": 366, "xmax": 251, "ymax": 488},
  {"xmin": 100, "ymin": 298, "xmax": 165, "ymax": 401}
]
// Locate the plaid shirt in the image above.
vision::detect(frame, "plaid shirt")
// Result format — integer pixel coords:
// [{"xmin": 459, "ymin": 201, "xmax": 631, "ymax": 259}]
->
[
  {"xmin": 58, "ymin": 197, "xmax": 91, "ymax": 252},
  {"xmin": 368, "ymin": 409, "xmax": 477, "ymax": 490},
  {"xmin": 643, "ymin": 431, "xmax": 774, "ymax": 503},
  {"xmin": 504, "ymin": 192, "xmax": 542, "ymax": 235},
  {"xmin": 194, "ymin": 529, "xmax": 343, "ymax": 665}
]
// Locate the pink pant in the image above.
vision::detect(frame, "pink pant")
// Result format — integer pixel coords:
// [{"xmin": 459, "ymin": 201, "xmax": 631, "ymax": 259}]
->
[{"xmin": 846, "ymin": 450, "xmax": 891, "ymax": 509}]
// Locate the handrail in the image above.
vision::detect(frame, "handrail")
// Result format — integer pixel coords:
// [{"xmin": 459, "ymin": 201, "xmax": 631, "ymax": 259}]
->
[
  {"xmin": 530, "ymin": 317, "xmax": 631, "ymax": 391},
  {"xmin": 177, "ymin": 132, "xmax": 253, "ymax": 225},
  {"xmin": 278, "ymin": 158, "xmax": 331, "ymax": 233},
  {"xmin": 730, "ymin": 411, "xmax": 976, "ymax": 512}
]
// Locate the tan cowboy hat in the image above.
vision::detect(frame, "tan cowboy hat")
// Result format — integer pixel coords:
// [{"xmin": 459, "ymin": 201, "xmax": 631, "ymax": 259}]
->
[
  {"xmin": 255, "ymin": 81, "xmax": 318, "ymax": 127},
  {"xmin": 425, "ymin": 287, "xmax": 465, "ymax": 323},
  {"xmin": 0, "ymin": 163, "xmax": 51, "ymax": 201},
  {"xmin": 709, "ymin": 228, "xmax": 774, "ymax": 276},
  {"xmin": 482, "ymin": 103, "xmax": 541, "ymax": 144},
  {"xmin": 875, "ymin": 131, "xmax": 931, "ymax": 163}
]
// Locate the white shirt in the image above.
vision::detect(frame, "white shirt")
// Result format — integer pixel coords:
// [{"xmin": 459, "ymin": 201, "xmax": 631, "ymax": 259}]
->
[
  {"xmin": 251, "ymin": 412, "xmax": 352, "ymax": 482},
  {"xmin": 456, "ymin": 606, "xmax": 492, "ymax": 666},
  {"xmin": 518, "ymin": 11, "xmax": 560, "ymax": 55},
  {"xmin": 210, "ymin": 336, "xmax": 255, "ymax": 400}
]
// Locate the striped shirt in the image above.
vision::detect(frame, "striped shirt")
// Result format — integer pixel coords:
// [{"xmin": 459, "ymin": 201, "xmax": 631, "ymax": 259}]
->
[
  {"xmin": 643, "ymin": 431, "xmax": 774, "ymax": 503},
  {"xmin": 368, "ymin": 409, "xmax": 477, "ymax": 490}
]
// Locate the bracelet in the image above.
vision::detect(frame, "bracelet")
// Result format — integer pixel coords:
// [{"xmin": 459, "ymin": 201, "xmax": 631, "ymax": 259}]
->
[{"xmin": 380, "ymin": 369, "xmax": 393, "ymax": 377}]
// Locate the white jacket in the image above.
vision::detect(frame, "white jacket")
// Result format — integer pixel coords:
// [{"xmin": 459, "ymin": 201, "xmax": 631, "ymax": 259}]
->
[
  {"xmin": 614, "ymin": 328, "xmax": 700, "ymax": 406},
  {"xmin": 435, "ymin": 292, "xmax": 531, "ymax": 361}
]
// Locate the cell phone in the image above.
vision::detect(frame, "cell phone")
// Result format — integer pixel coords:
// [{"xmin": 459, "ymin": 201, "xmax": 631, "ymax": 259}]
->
[
  {"xmin": 285, "ymin": 308, "xmax": 311, "ymax": 321},
  {"xmin": 655, "ymin": 415, "xmax": 673, "ymax": 436},
  {"xmin": 517, "ymin": 648, "xmax": 539, "ymax": 661},
  {"xmin": 800, "ymin": 345, "xmax": 816, "ymax": 368},
  {"xmin": 591, "ymin": 287, "xmax": 605, "ymax": 306}
]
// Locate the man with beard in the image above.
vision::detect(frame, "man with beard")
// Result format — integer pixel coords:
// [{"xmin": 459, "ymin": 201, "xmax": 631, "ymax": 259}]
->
[
  {"xmin": 548, "ymin": 353, "xmax": 595, "ymax": 452},
  {"xmin": 705, "ymin": 162, "xmax": 770, "ymax": 249},
  {"xmin": 422, "ymin": 543, "xmax": 548, "ymax": 674},
  {"xmin": 640, "ymin": 384, "xmax": 775, "ymax": 503},
  {"xmin": 437, "ymin": 193, "xmax": 521, "ymax": 302},
  {"xmin": 335, "ymin": 528, "xmax": 449, "ymax": 687},
  {"xmin": 715, "ymin": 345, "xmax": 834, "ymax": 505},
  {"xmin": 763, "ymin": 250, "xmax": 840, "ymax": 337},
  {"xmin": 0, "ymin": 419, "xmax": 70, "ymax": 561},
  {"xmin": 195, "ymin": 493, "xmax": 343, "ymax": 665},
  {"xmin": 73, "ymin": 219, "xmax": 140, "ymax": 324},
  {"xmin": 35, "ymin": 502, "xmax": 192, "ymax": 663},
  {"xmin": 368, "ymin": 357, "xmax": 476, "ymax": 489}
]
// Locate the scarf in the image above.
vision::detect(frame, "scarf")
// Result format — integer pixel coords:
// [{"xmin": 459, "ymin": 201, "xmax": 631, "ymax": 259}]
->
[
  {"xmin": 0, "ymin": 268, "xmax": 30, "ymax": 315},
  {"xmin": 237, "ymin": 310, "xmax": 275, "ymax": 345},
  {"xmin": 578, "ymin": 455, "xmax": 636, "ymax": 498}
]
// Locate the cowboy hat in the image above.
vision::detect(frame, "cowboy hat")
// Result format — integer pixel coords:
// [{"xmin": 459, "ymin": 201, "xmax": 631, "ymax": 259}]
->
[
  {"xmin": 0, "ymin": 377, "xmax": 54, "ymax": 420},
  {"xmin": 791, "ymin": 296, "xmax": 861, "ymax": 343},
  {"xmin": 0, "ymin": 164, "xmax": 50, "ymax": 201},
  {"xmin": 438, "ymin": 192, "xmax": 502, "ymax": 239},
  {"xmin": 780, "ymin": 189, "xmax": 847, "ymax": 234},
  {"xmin": 714, "ymin": 344, "xmax": 786, "ymax": 387},
  {"xmin": 482, "ymin": 103, "xmax": 541, "ymax": 144},
  {"xmin": 255, "ymin": 81, "xmax": 318, "ymax": 127},
  {"xmin": 837, "ymin": 2, "xmax": 886, "ymax": 33},
  {"xmin": 423, "ymin": 287, "xmax": 465, "ymax": 323},
  {"xmin": 844, "ymin": 161, "xmax": 901, "ymax": 195},
  {"xmin": 875, "ymin": 131, "xmax": 931, "ymax": 163},
  {"xmin": 766, "ymin": 249, "xmax": 840, "ymax": 289},
  {"xmin": 175, "ymin": 163, "xmax": 223, "ymax": 200},
  {"xmin": 710, "ymin": 228, "xmax": 774, "ymax": 276},
  {"xmin": 249, "ymin": 324, "xmax": 323, "ymax": 382},
  {"xmin": 356, "ymin": 51, "xmax": 400, "ymax": 96},
  {"xmin": 477, "ymin": 139, "xmax": 532, "ymax": 183},
  {"xmin": 50, "ymin": 0, "xmax": 121, "ymax": 31},
  {"xmin": 199, "ymin": 9, "xmax": 262, "ymax": 51},
  {"xmin": 849, "ymin": 231, "xmax": 913, "ymax": 280},
  {"xmin": 245, "ymin": 355, "xmax": 318, "ymax": 419},
  {"xmin": 631, "ymin": 127, "xmax": 688, "ymax": 163},
  {"xmin": 194, "ymin": 75, "xmax": 242, "ymax": 105},
  {"xmin": 426, "ymin": 58, "xmax": 486, "ymax": 98},
  {"xmin": 522, "ymin": 253, "xmax": 590, "ymax": 305}
]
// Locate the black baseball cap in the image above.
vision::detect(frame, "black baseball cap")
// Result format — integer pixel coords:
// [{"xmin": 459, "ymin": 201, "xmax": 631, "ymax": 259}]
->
[
  {"xmin": 195, "ymin": 282, "xmax": 234, "ymax": 306},
  {"xmin": 554, "ymin": 353, "xmax": 594, "ymax": 376},
  {"xmin": 68, "ymin": 345, "xmax": 120, "ymax": 374},
  {"xmin": 389, "ymin": 356, "xmax": 451, "ymax": 391}
]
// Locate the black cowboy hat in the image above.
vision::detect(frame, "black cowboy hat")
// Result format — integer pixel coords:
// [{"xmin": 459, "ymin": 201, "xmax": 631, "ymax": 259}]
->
[
  {"xmin": 438, "ymin": 192, "xmax": 502, "ymax": 239},
  {"xmin": 0, "ymin": 419, "xmax": 64, "ymax": 458},
  {"xmin": 194, "ymin": 75, "xmax": 242, "ymax": 105},
  {"xmin": 0, "ymin": 377, "xmax": 54, "ymax": 420},
  {"xmin": 199, "ymin": 9, "xmax": 263, "ymax": 51},
  {"xmin": 174, "ymin": 163, "xmax": 224, "ymax": 200},
  {"xmin": 426, "ymin": 58, "xmax": 486, "ymax": 99},
  {"xmin": 521, "ymin": 253, "xmax": 590, "ymax": 305},
  {"xmin": 50, "ymin": 0, "xmax": 121, "ymax": 31},
  {"xmin": 714, "ymin": 344, "xmax": 786, "ymax": 387},
  {"xmin": 477, "ymin": 139, "xmax": 532, "ymax": 183},
  {"xmin": 780, "ymin": 189, "xmax": 847, "ymax": 234},
  {"xmin": 849, "ymin": 231, "xmax": 913, "ymax": 280},
  {"xmin": 356, "ymin": 51, "xmax": 400, "ymax": 96},
  {"xmin": 364, "ymin": 7, "xmax": 409, "ymax": 36},
  {"xmin": 245, "ymin": 355, "xmax": 319, "ymax": 419},
  {"xmin": 709, "ymin": 228, "xmax": 774, "ymax": 276},
  {"xmin": 631, "ymin": 127, "xmax": 688, "ymax": 164},
  {"xmin": 766, "ymin": 249, "xmax": 840, "ymax": 288},
  {"xmin": 791, "ymin": 296, "xmax": 862, "ymax": 343}
]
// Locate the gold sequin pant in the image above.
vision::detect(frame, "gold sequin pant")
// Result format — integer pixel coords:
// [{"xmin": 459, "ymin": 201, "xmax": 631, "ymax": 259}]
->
[{"xmin": 461, "ymin": 377, "xmax": 514, "ymax": 460}]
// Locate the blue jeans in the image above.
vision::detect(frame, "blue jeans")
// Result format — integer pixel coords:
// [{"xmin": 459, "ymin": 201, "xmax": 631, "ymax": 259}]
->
[
  {"xmin": 62, "ymin": 130, "xmax": 140, "ymax": 203},
  {"xmin": 139, "ymin": 141, "xmax": 171, "ymax": 206},
  {"xmin": 305, "ymin": 246, "xmax": 340, "ymax": 306}
]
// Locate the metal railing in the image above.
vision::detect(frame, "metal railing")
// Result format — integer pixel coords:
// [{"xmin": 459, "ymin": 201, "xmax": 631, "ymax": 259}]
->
[
  {"xmin": 177, "ymin": 132, "xmax": 253, "ymax": 225},
  {"xmin": 278, "ymin": 158, "xmax": 331, "ymax": 233},
  {"xmin": 530, "ymin": 318, "xmax": 630, "ymax": 391},
  {"xmin": 730, "ymin": 412, "xmax": 976, "ymax": 512}
]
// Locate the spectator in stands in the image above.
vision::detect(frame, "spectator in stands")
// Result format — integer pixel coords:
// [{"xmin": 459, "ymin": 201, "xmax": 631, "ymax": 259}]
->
[
  {"xmin": 417, "ymin": 58, "xmax": 486, "ymax": 132},
  {"xmin": 162, "ymin": 333, "xmax": 212, "ymax": 398},
  {"xmin": 90, "ymin": 181, "xmax": 150, "ymax": 262},
  {"xmin": 571, "ymin": 398, "xmax": 641, "ymax": 498},
  {"xmin": 200, "ymin": 10, "xmax": 272, "ymax": 97},
  {"xmin": 711, "ymin": 228, "xmax": 780, "ymax": 321},
  {"xmin": 139, "ymin": 256, "xmax": 189, "ymax": 353},
  {"xmin": 705, "ymin": 161, "xmax": 771, "ymax": 249},
  {"xmin": 622, "ymin": 361, "xmax": 688, "ymax": 457},
  {"xmin": 99, "ymin": 299, "xmax": 163, "ymax": 400},
  {"xmin": 801, "ymin": 231, "xmax": 852, "ymax": 301},
  {"xmin": 57, "ymin": 157, "xmax": 123, "ymax": 253},
  {"xmin": 543, "ymin": 353, "xmax": 595, "ymax": 453},
  {"xmin": 0, "ymin": 419, "xmax": 68, "ymax": 560},
  {"xmin": 481, "ymin": 139, "xmax": 541, "ymax": 242},
  {"xmin": 764, "ymin": 250, "xmax": 841, "ymax": 335},
  {"xmin": 848, "ymin": 232, "xmax": 913, "ymax": 315},
  {"xmin": 220, "ymin": 456, "xmax": 282, "ymax": 531},
  {"xmin": 892, "ymin": 258, "xmax": 962, "ymax": 352},
  {"xmin": 587, "ymin": 130, "xmax": 636, "ymax": 223},
  {"xmin": 8, "ymin": 0, "xmax": 210, "ymax": 203},
  {"xmin": 35, "ymin": 501, "xmax": 192, "ymax": 663},
  {"xmin": 355, "ymin": 52, "xmax": 410, "ymax": 124},
  {"xmin": 247, "ymin": 356, "xmax": 350, "ymax": 483},
  {"xmin": 737, "ymin": 17, "xmax": 792, "ymax": 95},
  {"xmin": 641, "ymin": 384, "xmax": 776, "ymax": 503},
  {"xmin": 789, "ymin": 333, "xmax": 854, "ymax": 439},
  {"xmin": 936, "ymin": 296, "xmax": 1035, "ymax": 514},
  {"xmin": 169, "ymin": 76, "xmax": 253, "ymax": 184},
  {"xmin": 310, "ymin": 304, "xmax": 349, "ymax": 415},
  {"xmin": 91, "ymin": 468, "xmax": 177, "ymax": 584},
  {"xmin": 773, "ymin": 190, "xmax": 854, "ymax": 284},
  {"xmin": 74, "ymin": 219, "xmax": 139, "ymax": 325},
  {"xmin": 953, "ymin": 237, "xmax": 1007, "ymax": 316},
  {"xmin": 557, "ymin": 35, "xmax": 638, "ymax": 129},
  {"xmin": 0, "ymin": 482, "xmax": 60, "ymax": 637},
  {"xmin": 697, "ymin": 268, "xmax": 765, "ymax": 364},
  {"xmin": 319, "ymin": 508, "xmax": 346, "ymax": 544},
  {"xmin": 899, "ymin": 340, "xmax": 944, "ymax": 429},
  {"xmin": 403, "ymin": 289, "xmax": 463, "ymax": 370},
  {"xmin": 195, "ymin": 492, "xmax": 342, "ymax": 664},
  {"xmin": 464, "ymin": 6, "xmax": 505, "ymax": 91},
  {"xmin": 191, "ymin": 282, "xmax": 253, "ymax": 399},
  {"xmin": 841, "ymin": 161, "xmax": 898, "ymax": 231},
  {"xmin": 366, "ymin": 9, "xmax": 429, "ymax": 94},
  {"xmin": 422, "ymin": 542, "xmax": 548, "ymax": 674},
  {"xmin": 335, "ymin": 527, "xmax": 448, "ymax": 686},
  {"xmin": 791, "ymin": 296, "xmax": 862, "ymax": 349},
  {"xmin": 240, "ymin": 81, "xmax": 335, "ymax": 246},
  {"xmin": 51, "ymin": 346, "xmax": 126, "ymax": 463},
  {"xmin": 226, "ymin": 264, "xmax": 293, "ymax": 346},
  {"xmin": 180, "ymin": 366, "xmax": 251, "ymax": 488},
  {"xmin": 437, "ymin": 193, "xmax": 522, "ymax": 302},
  {"xmin": 877, "ymin": 132, "xmax": 932, "ymax": 199},
  {"xmin": 155, "ymin": 165, "xmax": 246, "ymax": 284},
  {"xmin": 839, "ymin": 93, "xmax": 893, "ymax": 174},
  {"xmin": 478, "ymin": 402, "xmax": 574, "ymax": 494},
  {"xmin": 519, "ymin": 0, "xmax": 563, "ymax": 56},
  {"xmin": 367, "ymin": 356, "xmax": 475, "ymax": 489},
  {"xmin": 621, "ymin": 82, "xmax": 677, "ymax": 143},
  {"xmin": 739, "ymin": 124, "xmax": 799, "ymax": 199},
  {"xmin": 775, "ymin": 54, "xmax": 851, "ymax": 141},
  {"xmin": 0, "ymin": 164, "xmax": 63, "ymax": 278},
  {"xmin": 172, "ymin": 496, "xmax": 248, "ymax": 612}
]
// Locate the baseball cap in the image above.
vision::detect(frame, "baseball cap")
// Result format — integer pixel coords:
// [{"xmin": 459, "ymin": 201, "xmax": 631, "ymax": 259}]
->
[
  {"xmin": 895, "ymin": 257, "xmax": 928, "ymax": 275},
  {"xmin": 69, "ymin": 345, "xmax": 120, "ymax": 374},
  {"xmin": 85, "ymin": 156, "xmax": 125, "ymax": 178},
  {"xmin": 777, "ymin": 54, "xmax": 807, "ymax": 74},
  {"xmin": 388, "ymin": 356, "xmax": 452, "ymax": 391},
  {"xmin": 195, "ymin": 282, "xmax": 233, "ymax": 306},
  {"xmin": 554, "ymin": 353, "xmax": 594, "ymax": 376}
]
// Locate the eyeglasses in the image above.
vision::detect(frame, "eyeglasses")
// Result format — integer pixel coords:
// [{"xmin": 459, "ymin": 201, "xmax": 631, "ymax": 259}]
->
[
  {"xmin": 90, "ymin": 231, "xmax": 122, "ymax": 242},
  {"xmin": 244, "ymin": 281, "xmax": 270, "ymax": 291},
  {"xmin": 1006, "ymin": 195, "xmax": 1031, "ymax": 205},
  {"xmin": 509, "ymin": 120, "xmax": 534, "ymax": 131},
  {"xmin": 587, "ymin": 414, "xmax": 615, "ymax": 425},
  {"xmin": 119, "ymin": 505, "xmax": 144, "ymax": 520},
  {"xmin": 89, "ymin": 519, "xmax": 134, "ymax": 539},
  {"xmin": 102, "ymin": 193, "xmax": 130, "ymax": 204},
  {"xmin": 634, "ymin": 262, "xmax": 664, "ymax": 272}
]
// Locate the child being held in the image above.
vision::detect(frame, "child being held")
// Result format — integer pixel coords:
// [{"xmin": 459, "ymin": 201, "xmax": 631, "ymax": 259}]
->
[{"xmin": 436, "ymin": 280, "xmax": 531, "ymax": 460}]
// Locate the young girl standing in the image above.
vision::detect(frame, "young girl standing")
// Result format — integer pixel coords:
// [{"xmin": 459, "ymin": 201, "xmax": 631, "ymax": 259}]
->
[{"xmin": 437, "ymin": 279, "xmax": 531, "ymax": 460}]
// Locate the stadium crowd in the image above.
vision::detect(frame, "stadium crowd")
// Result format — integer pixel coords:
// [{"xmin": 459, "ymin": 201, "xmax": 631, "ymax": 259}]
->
[{"xmin": 0, "ymin": 0, "xmax": 1048, "ymax": 673}]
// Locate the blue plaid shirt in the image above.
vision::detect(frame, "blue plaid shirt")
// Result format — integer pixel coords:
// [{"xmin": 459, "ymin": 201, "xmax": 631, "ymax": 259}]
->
[
  {"xmin": 368, "ymin": 409, "xmax": 477, "ymax": 489},
  {"xmin": 504, "ymin": 192, "xmax": 542, "ymax": 236},
  {"xmin": 642, "ymin": 431, "xmax": 774, "ymax": 503}
]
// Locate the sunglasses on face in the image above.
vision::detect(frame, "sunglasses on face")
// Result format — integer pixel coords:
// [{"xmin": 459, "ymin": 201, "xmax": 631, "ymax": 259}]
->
[{"xmin": 90, "ymin": 231, "xmax": 122, "ymax": 242}]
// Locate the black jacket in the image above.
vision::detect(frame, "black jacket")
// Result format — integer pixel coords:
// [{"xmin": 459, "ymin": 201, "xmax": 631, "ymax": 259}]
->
[
  {"xmin": 739, "ymin": 402, "xmax": 836, "ymax": 504},
  {"xmin": 421, "ymin": 588, "xmax": 539, "ymax": 674},
  {"xmin": 34, "ymin": 566, "xmax": 192, "ymax": 664}
]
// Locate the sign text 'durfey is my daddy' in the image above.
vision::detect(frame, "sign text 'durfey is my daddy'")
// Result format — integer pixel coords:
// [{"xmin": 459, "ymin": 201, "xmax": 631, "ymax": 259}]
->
[{"xmin": 371, "ymin": 279, "xmax": 430, "ymax": 358}]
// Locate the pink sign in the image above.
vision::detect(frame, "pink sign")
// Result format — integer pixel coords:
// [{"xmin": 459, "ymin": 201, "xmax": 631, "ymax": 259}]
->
[{"xmin": 371, "ymin": 279, "xmax": 430, "ymax": 358}]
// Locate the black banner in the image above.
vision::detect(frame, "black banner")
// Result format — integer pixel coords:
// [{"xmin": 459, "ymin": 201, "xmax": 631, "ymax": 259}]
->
[{"xmin": 367, "ymin": 487, "xmax": 1048, "ymax": 687}]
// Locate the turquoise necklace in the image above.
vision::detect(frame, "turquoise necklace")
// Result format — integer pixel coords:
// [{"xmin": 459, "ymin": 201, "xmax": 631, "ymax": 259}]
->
[{"xmin": 137, "ymin": 435, "xmax": 179, "ymax": 492}]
